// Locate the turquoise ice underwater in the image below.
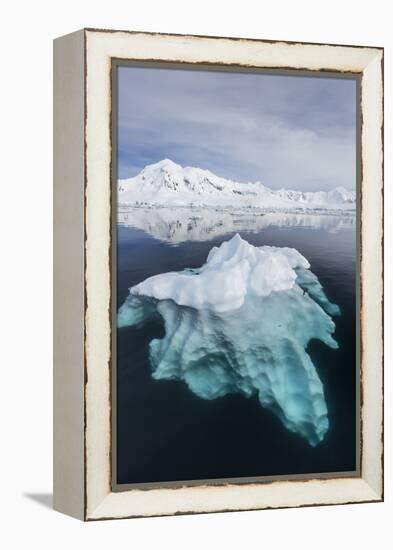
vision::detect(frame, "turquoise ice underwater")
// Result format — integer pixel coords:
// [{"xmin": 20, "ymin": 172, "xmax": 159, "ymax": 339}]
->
[{"xmin": 118, "ymin": 234, "xmax": 341, "ymax": 447}]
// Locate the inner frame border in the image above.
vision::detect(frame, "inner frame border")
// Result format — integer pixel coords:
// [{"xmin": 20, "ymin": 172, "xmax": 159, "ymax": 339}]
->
[{"xmin": 109, "ymin": 59, "xmax": 362, "ymax": 493}]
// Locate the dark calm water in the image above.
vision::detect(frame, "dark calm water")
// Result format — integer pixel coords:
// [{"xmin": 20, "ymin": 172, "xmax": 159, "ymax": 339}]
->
[{"xmin": 116, "ymin": 215, "xmax": 357, "ymax": 485}]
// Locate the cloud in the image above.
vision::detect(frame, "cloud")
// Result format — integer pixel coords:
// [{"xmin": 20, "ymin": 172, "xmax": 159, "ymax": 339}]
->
[{"xmin": 117, "ymin": 66, "xmax": 357, "ymax": 191}]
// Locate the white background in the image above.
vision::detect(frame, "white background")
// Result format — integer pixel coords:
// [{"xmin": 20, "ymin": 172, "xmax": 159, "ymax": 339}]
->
[{"xmin": 0, "ymin": 1, "xmax": 391, "ymax": 548}]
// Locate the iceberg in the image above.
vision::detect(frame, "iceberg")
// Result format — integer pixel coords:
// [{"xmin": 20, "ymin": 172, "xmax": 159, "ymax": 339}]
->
[{"xmin": 118, "ymin": 234, "xmax": 340, "ymax": 446}]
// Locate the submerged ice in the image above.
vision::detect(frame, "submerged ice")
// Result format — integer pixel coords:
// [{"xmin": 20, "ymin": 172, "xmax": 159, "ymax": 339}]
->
[{"xmin": 118, "ymin": 234, "xmax": 340, "ymax": 446}]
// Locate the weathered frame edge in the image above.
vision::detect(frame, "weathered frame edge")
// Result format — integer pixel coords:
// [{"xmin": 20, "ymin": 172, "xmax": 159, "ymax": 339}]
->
[{"xmin": 53, "ymin": 29, "xmax": 86, "ymax": 520}]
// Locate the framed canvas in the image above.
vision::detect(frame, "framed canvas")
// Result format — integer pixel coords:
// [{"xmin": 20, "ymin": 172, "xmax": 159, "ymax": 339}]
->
[{"xmin": 53, "ymin": 28, "xmax": 384, "ymax": 521}]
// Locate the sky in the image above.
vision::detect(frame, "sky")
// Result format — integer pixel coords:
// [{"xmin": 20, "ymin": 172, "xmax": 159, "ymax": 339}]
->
[{"xmin": 117, "ymin": 66, "xmax": 357, "ymax": 192}]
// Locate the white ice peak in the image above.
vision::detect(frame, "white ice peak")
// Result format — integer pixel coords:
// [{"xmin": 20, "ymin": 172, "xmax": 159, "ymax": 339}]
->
[
  {"xmin": 128, "ymin": 234, "xmax": 311, "ymax": 313},
  {"xmin": 119, "ymin": 159, "xmax": 356, "ymax": 210}
]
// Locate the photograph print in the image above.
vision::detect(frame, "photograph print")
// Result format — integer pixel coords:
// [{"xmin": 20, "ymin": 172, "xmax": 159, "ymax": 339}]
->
[{"xmin": 113, "ymin": 63, "xmax": 359, "ymax": 487}]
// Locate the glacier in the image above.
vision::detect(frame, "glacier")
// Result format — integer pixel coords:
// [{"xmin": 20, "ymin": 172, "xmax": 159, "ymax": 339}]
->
[
  {"xmin": 119, "ymin": 159, "xmax": 356, "ymax": 211},
  {"xmin": 118, "ymin": 234, "xmax": 340, "ymax": 446}
]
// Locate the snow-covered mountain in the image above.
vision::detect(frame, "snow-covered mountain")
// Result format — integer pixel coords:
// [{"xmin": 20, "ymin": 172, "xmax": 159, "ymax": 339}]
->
[{"xmin": 118, "ymin": 159, "xmax": 356, "ymax": 211}]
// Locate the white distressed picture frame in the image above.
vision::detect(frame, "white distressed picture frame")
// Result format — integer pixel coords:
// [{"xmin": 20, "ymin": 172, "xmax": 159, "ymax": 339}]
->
[{"xmin": 53, "ymin": 28, "xmax": 383, "ymax": 521}]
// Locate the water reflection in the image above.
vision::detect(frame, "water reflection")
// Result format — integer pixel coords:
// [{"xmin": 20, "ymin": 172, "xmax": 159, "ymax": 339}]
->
[{"xmin": 118, "ymin": 206, "xmax": 355, "ymax": 244}]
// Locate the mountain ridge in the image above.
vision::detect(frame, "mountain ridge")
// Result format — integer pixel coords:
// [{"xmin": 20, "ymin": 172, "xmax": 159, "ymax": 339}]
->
[{"xmin": 118, "ymin": 159, "xmax": 356, "ymax": 210}]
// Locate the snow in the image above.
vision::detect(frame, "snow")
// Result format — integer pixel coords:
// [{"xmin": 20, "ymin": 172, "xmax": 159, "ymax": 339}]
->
[
  {"xmin": 118, "ymin": 235, "xmax": 340, "ymax": 445},
  {"xmin": 119, "ymin": 159, "xmax": 356, "ymax": 211}
]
